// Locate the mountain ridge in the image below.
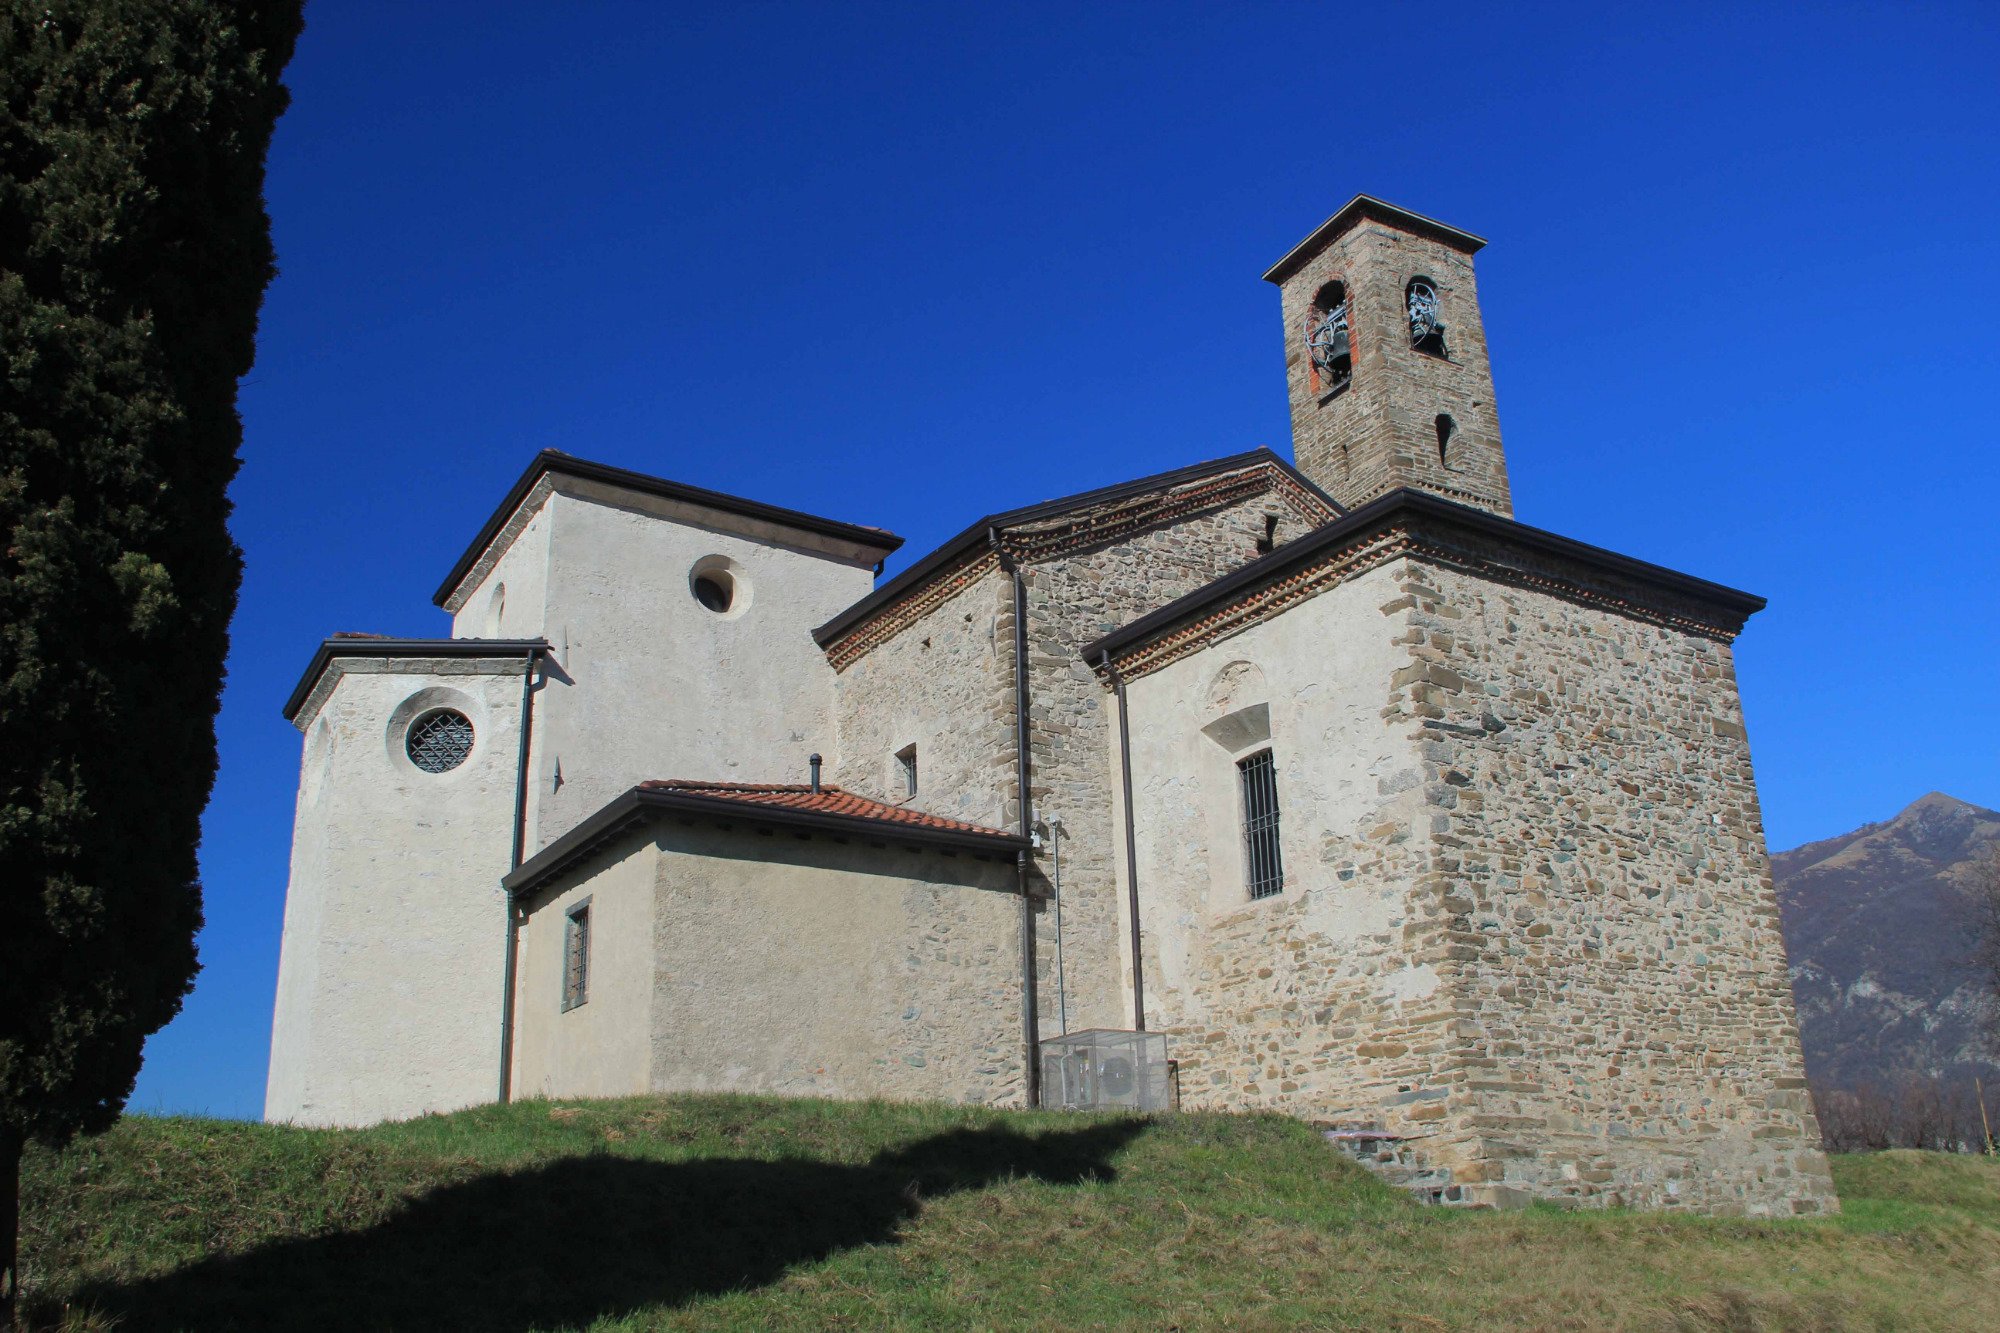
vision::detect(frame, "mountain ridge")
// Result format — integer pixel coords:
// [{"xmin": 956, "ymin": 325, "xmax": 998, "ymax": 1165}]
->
[{"xmin": 1774, "ymin": 792, "xmax": 2000, "ymax": 1093}]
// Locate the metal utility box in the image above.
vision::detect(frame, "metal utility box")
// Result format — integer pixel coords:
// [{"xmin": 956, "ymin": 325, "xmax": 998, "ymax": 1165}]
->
[{"xmin": 1040, "ymin": 1028, "xmax": 1171, "ymax": 1112}]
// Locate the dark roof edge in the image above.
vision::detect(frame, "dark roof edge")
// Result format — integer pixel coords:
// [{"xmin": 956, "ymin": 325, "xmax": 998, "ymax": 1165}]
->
[
  {"xmin": 811, "ymin": 447, "xmax": 1341, "ymax": 648},
  {"xmin": 1263, "ymin": 194, "xmax": 1488, "ymax": 285},
  {"xmin": 1083, "ymin": 489, "xmax": 1767, "ymax": 665},
  {"xmin": 283, "ymin": 638, "xmax": 548, "ymax": 722},
  {"xmin": 432, "ymin": 450, "xmax": 906, "ymax": 608},
  {"xmin": 503, "ymin": 785, "xmax": 1030, "ymax": 899}
]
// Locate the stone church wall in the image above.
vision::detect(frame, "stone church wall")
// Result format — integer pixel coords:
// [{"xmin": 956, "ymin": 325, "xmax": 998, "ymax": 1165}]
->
[
  {"xmin": 1116, "ymin": 548, "xmax": 1835, "ymax": 1215},
  {"xmin": 526, "ymin": 492, "xmax": 879, "ymax": 848},
  {"xmin": 509, "ymin": 822, "xmax": 1026, "ymax": 1106},
  {"xmin": 829, "ymin": 559, "xmax": 1016, "ymax": 832},
  {"xmin": 825, "ymin": 464, "xmax": 1333, "ymax": 1039},
  {"xmin": 1020, "ymin": 487, "xmax": 1320, "ymax": 1033},
  {"xmin": 1118, "ymin": 561, "xmax": 1445, "ymax": 1127},
  {"xmin": 646, "ymin": 825, "xmax": 1025, "ymax": 1105},
  {"xmin": 1388, "ymin": 559, "xmax": 1836, "ymax": 1214},
  {"xmin": 511, "ymin": 833, "xmax": 658, "ymax": 1101},
  {"xmin": 267, "ymin": 657, "xmax": 528, "ymax": 1126}
]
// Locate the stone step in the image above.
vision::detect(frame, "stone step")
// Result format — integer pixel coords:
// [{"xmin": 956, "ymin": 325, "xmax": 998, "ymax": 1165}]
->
[{"xmin": 1319, "ymin": 1126, "xmax": 1485, "ymax": 1208}]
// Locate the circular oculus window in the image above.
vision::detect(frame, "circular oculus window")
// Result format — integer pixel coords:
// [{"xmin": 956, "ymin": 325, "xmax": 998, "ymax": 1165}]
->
[
  {"xmin": 406, "ymin": 708, "xmax": 475, "ymax": 773},
  {"xmin": 688, "ymin": 556, "xmax": 751, "ymax": 617},
  {"xmin": 692, "ymin": 571, "xmax": 733, "ymax": 613}
]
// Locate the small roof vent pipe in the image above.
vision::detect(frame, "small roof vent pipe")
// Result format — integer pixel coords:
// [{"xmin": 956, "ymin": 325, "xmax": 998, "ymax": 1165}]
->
[{"xmin": 809, "ymin": 753, "xmax": 823, "ymax": 794}]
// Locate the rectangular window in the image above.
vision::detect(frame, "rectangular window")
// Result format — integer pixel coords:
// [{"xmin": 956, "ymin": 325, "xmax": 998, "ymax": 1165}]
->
[
  {"xmin": 561, "ymin": 901, "xmax": 591, "ymax": 1011},
  {"xmin": 896, "ymin": 744, "xmax": 918, "ymax": 798},
  {"xmin": 1238, "ymin": 750, "xmax": 1285, "ymax": 900}
]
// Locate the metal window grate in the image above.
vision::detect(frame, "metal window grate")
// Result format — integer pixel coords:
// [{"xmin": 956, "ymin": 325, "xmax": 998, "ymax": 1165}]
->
[
  {"xmin": 1238, "ymin": 749, "xmax": 1285, "ymax": 900},
  {"xmin": 562, "ymin": 904, "xmax": 590, "ymax": 1011},
  {"xmin": 407, "ymin": 709, "xmax": 474, "ymax": 774}
]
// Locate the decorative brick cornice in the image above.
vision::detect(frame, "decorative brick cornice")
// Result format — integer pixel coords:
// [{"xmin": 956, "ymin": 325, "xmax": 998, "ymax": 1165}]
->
[
  {"xmin": 998, "ymin": 464, "xmax": 1318, "ymax": 563},
  {"xmin": 1103, "ymin": 529, "xmax": 1414, "ymax": 681},
  {"xmin": 824, "ymin": 549, "xmax": 1001, "ymax": 672},
  {"xmin": 821, "ymin": 459, "xmax": 1334, "ymax": 673},
  {"xmin": 1088, "ymin": 492, "xmax": 1764, "ymax": 684}
]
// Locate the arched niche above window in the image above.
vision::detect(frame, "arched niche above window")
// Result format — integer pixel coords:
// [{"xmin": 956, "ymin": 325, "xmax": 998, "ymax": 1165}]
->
[{"xmin": 1202, "ymin": 702, "xmax": 1272, "ymax": 755}]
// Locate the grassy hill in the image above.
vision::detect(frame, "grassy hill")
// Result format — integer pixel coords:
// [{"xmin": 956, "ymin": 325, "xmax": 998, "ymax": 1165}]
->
[{"xmin": 17, "ymin": 1095, "xmax": 2000, "ymax": 1331}]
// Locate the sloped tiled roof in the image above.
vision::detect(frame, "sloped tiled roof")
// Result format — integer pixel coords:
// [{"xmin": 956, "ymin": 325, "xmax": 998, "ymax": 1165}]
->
[
  {"xmin": 639, "ymin": 780, "xmax": 1011, "ymax": 838},
  {"xmin": 504, "ymin": 778, "xmax": 1027, "ymax": 898}
]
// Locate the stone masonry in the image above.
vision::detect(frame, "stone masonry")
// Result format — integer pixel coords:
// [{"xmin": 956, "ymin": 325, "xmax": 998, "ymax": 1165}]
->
[
  {"xmin": 824, "ymin": 457, "xmax": 1336, "ymax": 1039},
  {"xmin": 1094, "ymin": 497, "xmax": 1837, "ymax": 1215},
  {"xmin": 1268, "ymin": 197, "xmax": 1513, "ymax": 517}
]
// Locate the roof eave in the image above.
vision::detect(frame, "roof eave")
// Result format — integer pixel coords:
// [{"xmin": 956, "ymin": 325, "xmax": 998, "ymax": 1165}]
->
[
  {"xmin": 811, "ymin": 446, "xmax": 1340, "ymax": 649},
  {"xmin": 1083, "ymin": 489, "xmax": 1766, "ymax": 666},
  {"xmin": 1262, "ymin": 194, "xmax": 1488, "ymax": 286},
  {"xmin": 283, "ymin": 637, "xmax": 548, "ymax": 723},
  {"xmin": 432, "ymin": 450, "xmax": 906, "ymax": 609},
  {"xmin": 503, "ymin": 785, "xmax": 1030, "ymax": 899}
]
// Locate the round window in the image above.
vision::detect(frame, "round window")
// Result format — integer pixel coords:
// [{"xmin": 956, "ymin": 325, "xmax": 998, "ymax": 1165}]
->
[
  {"xmin": 407, "ymin": 709, "xmax": 474, "ymax": 773},
  {"xmin": 692, "ymin": 571, "xmax": 733, "ymax": 613}
]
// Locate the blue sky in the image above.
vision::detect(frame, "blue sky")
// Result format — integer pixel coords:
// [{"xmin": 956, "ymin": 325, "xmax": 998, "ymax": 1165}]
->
[{"xmin": 132, "ymin": 2, "xmax": 2000, "ymax": 1119}]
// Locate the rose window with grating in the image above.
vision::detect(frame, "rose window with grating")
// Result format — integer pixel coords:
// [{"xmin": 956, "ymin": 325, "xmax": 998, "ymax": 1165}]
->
[{"xmin": 407, "ymin": 709, "xmax": 474, "ymax": 773}]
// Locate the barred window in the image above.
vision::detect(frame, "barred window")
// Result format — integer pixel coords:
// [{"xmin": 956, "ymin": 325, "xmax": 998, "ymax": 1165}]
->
[
  {"xmin": 1238, "ymin": 750, "xmax": 1285, "ymax": 900},
  {"xmin": 407, "ymin": 709, "xmax": 474, "ymax": 774},
  {"xmin": 562, "ymin": 901, "xmax": 591, "ymax": 1011}
]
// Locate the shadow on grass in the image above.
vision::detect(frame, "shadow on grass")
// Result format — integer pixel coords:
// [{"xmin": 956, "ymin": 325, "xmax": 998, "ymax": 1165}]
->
[{"xmin": 77, "ymin": 1119, "xmax": 1147, "ymax": 1331}]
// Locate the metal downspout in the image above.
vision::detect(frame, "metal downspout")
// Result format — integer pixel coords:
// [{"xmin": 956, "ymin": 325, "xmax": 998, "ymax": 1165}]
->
[
  {"xmin": 998, "ymin": 536, "xmax": 1041, "ymax": 1107},
  {"xmin": 1104, "ymin": 651, "xmax": 1147, "ymax": 1031},
  {"xmin": 498, "ymin": 645, "xmax": 540, "ymax": 1103}
]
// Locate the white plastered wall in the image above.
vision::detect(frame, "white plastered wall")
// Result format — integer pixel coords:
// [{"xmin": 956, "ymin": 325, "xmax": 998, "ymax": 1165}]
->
[
  {"xmin": 648, "ymin": 825, "xmax": 1025, "ymax": 1105},
  {"xmin": 508, "ymin": 822, "xmax": 1026, "ymax": 1107},
  {"xmin": 266, "ymin": 659, "xmax": 527, "ymax": 1126},
  {"xmin": 452, "ymin": 486, "xmax": 881, "ymax": 854},
  {"xmin": 1115, "ymin": 560, "xmax": 1433, "ymax": 1111},
  {"xmin": 511, "ymin": 835, "xmax": 657, "ymax": 1100},
  {"xmin": 449, "ymin": 496, "xmax": 553, "ymax": 642}
]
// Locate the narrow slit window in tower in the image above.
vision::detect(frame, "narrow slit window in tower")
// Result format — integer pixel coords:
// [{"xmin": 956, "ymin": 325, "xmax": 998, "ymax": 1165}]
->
[
  {"xmin": 896, "ymin": 744, "xmax": 918, "ymax": 798},
  {"xmin": 1436, "ymin": 413, "xmax": 1457, "ymax": 468}
]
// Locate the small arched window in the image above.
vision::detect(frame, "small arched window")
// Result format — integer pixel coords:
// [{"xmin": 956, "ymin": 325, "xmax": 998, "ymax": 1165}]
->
[
  {"xmin": 1435, "ymin": 413, "xmax": 1457, "ymax": 468},
  {"xmin": 1407, "ymin": 277, "xmax": 1448, "ymax": 357},
  {"xmin": 1304, "ymin": 280, "xmax": 1351, "ymax": 396}
]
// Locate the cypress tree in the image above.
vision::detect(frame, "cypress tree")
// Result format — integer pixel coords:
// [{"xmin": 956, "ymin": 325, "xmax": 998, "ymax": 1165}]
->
[{"xmin": 0, "ymin": 2, "xmax": 302, "ymax": 1318}]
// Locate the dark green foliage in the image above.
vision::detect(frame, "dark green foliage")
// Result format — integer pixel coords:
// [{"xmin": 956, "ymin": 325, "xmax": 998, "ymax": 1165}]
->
[{"xmin": 0, "ymin": 0, "xmax": 301, "ymax": 1313}]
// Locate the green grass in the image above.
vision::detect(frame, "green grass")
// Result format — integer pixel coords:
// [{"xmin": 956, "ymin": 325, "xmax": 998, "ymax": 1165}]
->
[{"xmin": 17, "ymin": 1095, "xmax": 2000, "ymax": 1331}]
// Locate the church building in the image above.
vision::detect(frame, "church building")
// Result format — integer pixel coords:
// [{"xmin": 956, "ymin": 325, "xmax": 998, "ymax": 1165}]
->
[{"xmin": 267, "ymin": 196, "xmax": 1837, "ymax": 1214}]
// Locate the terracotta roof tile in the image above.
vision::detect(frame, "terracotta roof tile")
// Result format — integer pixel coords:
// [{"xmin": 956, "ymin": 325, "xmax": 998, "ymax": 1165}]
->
[{"xmin": 638, "ymin": 780, "xmax": 1012, "ymax": 839}]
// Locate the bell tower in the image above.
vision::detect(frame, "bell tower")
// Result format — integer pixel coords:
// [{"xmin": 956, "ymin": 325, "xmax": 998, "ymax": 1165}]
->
[{"xmin": 1266, "ymin": 195, "xmax": 1512, "ymax": 516}]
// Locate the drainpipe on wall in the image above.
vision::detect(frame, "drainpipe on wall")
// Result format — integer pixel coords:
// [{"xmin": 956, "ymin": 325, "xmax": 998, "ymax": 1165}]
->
[
  {"xmin": 996, "ymin": 532, "xmax": 1041, "ymax": 1107},
  {"xmin": 1103, "ymin": 650, "xmax": 1147, "ymax": 1032},
  {"xmin": 497, "ymin": 645, "xmax": 541, "ymax": 1104}
]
